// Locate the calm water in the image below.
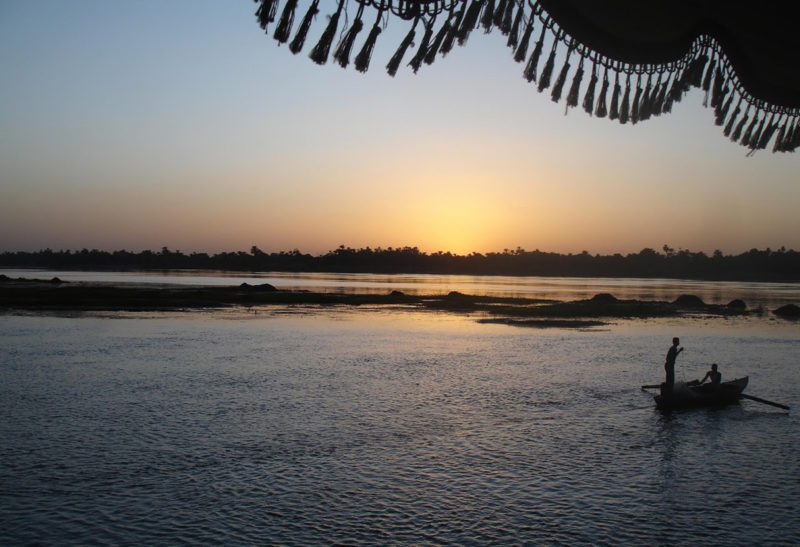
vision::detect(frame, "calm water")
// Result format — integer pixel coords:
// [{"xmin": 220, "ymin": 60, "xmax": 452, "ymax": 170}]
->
[
  {"xmin": 4, "ymin": 268, "xmax": 800, "ymax": 309},
  {"xmin": 2, "ymin": 275, "xmax": 799, "ymax": 545}
]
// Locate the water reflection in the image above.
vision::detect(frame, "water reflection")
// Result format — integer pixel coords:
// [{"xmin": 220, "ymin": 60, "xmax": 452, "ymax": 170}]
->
[
  {"xmin": 1, "ymin": 311, "xmax": 798, "ymax": 545},
  {"xmin": 657, "ymin": 411, "xmax": 680, "ymax": 480},
  {"xmin": 3, "ymin": 268, "xmax": 798, "ymax": 309}
]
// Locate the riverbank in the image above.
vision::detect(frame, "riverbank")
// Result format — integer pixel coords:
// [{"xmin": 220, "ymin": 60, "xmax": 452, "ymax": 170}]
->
[
  {"xmin": 4, "ymin": 246, "xmax": 800, "ymax": 282},
  {"xmin": 4, "ymin": 275, "xmax": 792, "ymax": 326}
]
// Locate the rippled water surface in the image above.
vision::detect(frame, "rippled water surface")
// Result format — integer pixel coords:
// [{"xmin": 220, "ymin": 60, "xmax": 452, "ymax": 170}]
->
[{"xmin": 2, "ymin": 308, "xmax": 799, "ymax": 545}]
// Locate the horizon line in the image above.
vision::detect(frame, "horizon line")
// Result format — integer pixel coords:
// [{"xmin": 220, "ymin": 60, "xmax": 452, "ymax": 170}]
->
[{"xmin": 3, "ymin": 244, "xmax": 798, "ymax": 259}]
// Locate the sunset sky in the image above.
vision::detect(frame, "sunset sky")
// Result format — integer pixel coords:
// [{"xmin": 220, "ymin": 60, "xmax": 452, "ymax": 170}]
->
[{"xmin": 2, "ymin": 1, "xmax": 798, "ymax": 257}]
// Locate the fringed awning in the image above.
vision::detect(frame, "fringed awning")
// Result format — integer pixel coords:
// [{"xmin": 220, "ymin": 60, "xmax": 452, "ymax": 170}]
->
[{"xmin": 255, "ymin": 0, "xmax": 800, "ymax": 154}]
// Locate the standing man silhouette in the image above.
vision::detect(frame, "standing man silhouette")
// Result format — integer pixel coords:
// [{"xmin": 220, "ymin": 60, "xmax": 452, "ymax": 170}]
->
[{"xmin": 664, "ymin": 337, "xmax": 684, "ymax": 392}]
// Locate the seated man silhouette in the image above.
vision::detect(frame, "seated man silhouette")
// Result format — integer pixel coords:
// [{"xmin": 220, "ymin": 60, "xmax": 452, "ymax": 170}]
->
[{"xmin": 698, "ymin": 363, "xmax": 722, "ymax": 386}]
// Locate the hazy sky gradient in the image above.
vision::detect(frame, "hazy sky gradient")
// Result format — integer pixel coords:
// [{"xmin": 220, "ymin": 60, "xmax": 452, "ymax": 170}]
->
[{"xmin": 2, "ymin": 1, "xmax": 798, "ymax": 256}]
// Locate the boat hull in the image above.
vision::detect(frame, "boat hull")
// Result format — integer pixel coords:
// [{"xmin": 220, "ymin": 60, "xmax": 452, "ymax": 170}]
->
[{"xmin": 654, "ymin": 376, "xmax": 749, "ymax": 410}]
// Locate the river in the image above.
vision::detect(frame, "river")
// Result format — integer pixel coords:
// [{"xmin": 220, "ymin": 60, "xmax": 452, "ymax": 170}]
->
[
  {"xmin": 3, "ymin": 268, "xmax": 800, "ymax": 308},
  {"xmin": 1, "ymin": 271, "xmax": 798, "ymax": 545}
]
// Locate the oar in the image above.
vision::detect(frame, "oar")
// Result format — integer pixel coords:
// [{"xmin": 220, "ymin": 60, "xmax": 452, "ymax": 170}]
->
[
  {"xmin": 739, "ymin": 393, "xmax": 790, "ymax": 411},
  {"xmin": 641, "ymin": 384, "xmax": 661, "ymax": 390}
]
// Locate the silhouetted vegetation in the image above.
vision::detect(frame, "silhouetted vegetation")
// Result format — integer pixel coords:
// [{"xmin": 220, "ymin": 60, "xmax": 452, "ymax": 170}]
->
[{"xmin": 1, "ymin": 245, "xmax": 799, "ymax": 281}]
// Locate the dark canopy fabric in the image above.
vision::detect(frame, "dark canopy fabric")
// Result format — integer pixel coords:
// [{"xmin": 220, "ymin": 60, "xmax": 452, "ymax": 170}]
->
[
  {"xmin": 538, "ymin": 0, "xmax": 800, "ymax": 109},
  {"xmin": 255, "ymin": 0, "xmax": 800, "ymax": 153}
]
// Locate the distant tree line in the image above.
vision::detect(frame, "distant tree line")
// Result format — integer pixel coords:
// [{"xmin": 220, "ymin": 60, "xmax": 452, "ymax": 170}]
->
[{"xmin": 1, "ymin": 245, "xmax": 799, "ymax": 281}]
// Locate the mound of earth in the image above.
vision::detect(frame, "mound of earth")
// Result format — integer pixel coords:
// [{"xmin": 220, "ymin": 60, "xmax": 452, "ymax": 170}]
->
[
  {"xmin": 773, "ymin": 304, "xmax": 800, "ymax": 317},
  {"xmin": 590, "ymin": 293, "xmax": 618, "ymax": 303},
  {"xmin": 673, "ymin": 294, "xmax": 706, "ymax": 307},
  {"xmin": 239, "ymin": 282, "xmax": 276, "ymax": 291}
]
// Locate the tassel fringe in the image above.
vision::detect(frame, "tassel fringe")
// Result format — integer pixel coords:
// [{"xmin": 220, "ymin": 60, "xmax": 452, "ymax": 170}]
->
[
  {"xmin": 495, "ymin": 0, "xmax": 509, "ymax": 31},
  {"xmin": 550, "ymin": 50, "xmax": 571, "ymax": 103},
  {"xmin": 583, "ymin": 64, "xmax": 598, "ymax": 115},
  {"xmin": 710, "ymin": 67, "xmax": 724, "ymax": 108},
  {"xmin": 256, "ymin": 0, "xmax": 278, "ymax": 32},
  {"xmin": 354, "ymin": 12, "xmax": 382, "ymax": 73},
  {"xmin": 652, "ymin": 76, "xmax": 668, "ymax": 114},
  {"xmin": 258, "ymin": 1, "xmax": 799, "ymax": 153},
  {"xmin": 619, "ymin": 75, "xmax": 631, "ymax": 124},
  {"xmin": 457, "ymin": 0, "xmax": 483, "ymax": 46},
  {"xmin": 715, "ymin": 88, "xmax": 732, "ymax": 125},
  {"xmin": 756, "ymin": 114, "xmax": 777, "ymax": 150},
  {"xmin": 288, "ymin": 0, "xmax": 319, "ymax": 55},
  {"xmin": 502, "ymin": 1, "xmax": 516, "ymax": 37},
  {"xmin": 537, "ymin": 44, "xmax": 556, "ymax": 92},
  {"xmin": 387, "ymin": 22, "xmax": 417, "ymax": 77},
  {"xmin": 565, "ymin": 62, "xmax": 583, "ymax": 113},
  {"xmin": 609, "ymin": 75, "xmax": 620, "ymax": 120},
  {"xmin": 440, "ymin": 4, "xmax": 465, "ymax": 57},
  {"xmin": 507, "ymin": 5, "xmax": 524, "ymax": 49},
  {"xmin": 408, "ymin": 21, "xmax": 434, "ymax": 73},
  {"xmin": 595, "ymin": 69, "xmax": 609, "ymax": 118},
  {"xmin": 773, "ymin": 122, "xmax": 786, "ymax": 153},
  {"xmin": 741, "ymin": 114, "xmax": 760, "ymax": 147},
  {"xmin": 702, "ymin": 55, "xmax": 715, "ymax": 106},
  {"xmin": 481, "ymin": 0, "xmax": 495, "ymax": 34},
  {"xmin": 425, "ymin": 18, "xmax": 451, "ymax": 65},
  {"xmin": 523, "ymin": 27, "xmax": 545, "ymax": 82},
  {"xmin": 308, "ymin": 1, "xmax": 344, "ymax": 65},
  {"xmin": 631, "ymin": 76, "xmax": 643, "ymax": 124},
  {"xmin": 274, "ymin": 0, "xmax": 298, "ymax": 44},
  {"xmin": 731, "ymin": 108, "xmax": 750, "ymax": 142},
  {"xmin": 723, "ymin": 100, "xmax": 741, "ymax": 137},
  {"xmin": 638, "ymin": 76, "xmax": 651, "ymax": 121},
  {"xmin": 514, "ymin": 18, "xmax": 534, "ymax": 63},
  {"xmin": 333, "ymin": 15, "xmax": 364, "ymax": 69}
]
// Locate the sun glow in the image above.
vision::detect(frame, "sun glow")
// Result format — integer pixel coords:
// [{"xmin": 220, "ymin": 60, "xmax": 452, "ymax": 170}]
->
[{"xmin": 402, "ymin": 188, "xmax": 507, "ymax": 255}]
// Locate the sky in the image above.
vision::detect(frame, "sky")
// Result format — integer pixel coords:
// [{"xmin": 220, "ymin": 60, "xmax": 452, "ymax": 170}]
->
[{"xmin": 1, "ymin": 1, "xmax": 798, "ymax": 257}]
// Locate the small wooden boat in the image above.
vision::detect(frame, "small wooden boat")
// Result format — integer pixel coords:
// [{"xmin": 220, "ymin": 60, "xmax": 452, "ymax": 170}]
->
[{"xmin": 654, "ymin": 377, "xmax": 749, "ymax": 410}]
